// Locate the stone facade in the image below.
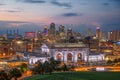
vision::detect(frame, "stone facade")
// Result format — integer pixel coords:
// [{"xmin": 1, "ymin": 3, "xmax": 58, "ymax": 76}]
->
[{"xmin": 53, "ymin": 48, "xmax": 87, "ymax": 64}]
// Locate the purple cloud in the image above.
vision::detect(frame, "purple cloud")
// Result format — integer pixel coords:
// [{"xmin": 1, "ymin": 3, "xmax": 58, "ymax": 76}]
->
[
  {"xmin": 62, "ymin": 13, "xmax": 83, "ymax": 17},
  {"xmin": 51, "ymin": 0, "xmax": 72, "ymax": 8},
  {"xmin": 17, "ymin": 0, "xmax": 46, "ymax": 4}
]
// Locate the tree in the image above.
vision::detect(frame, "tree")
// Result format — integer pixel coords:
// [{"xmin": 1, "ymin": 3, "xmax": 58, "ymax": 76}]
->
[
  {"xmin": 43, "ymin": 61, "xmax": 52, "ymax": 74},
  {"xmin": 107, "ymin": 60, "xmax": 113, "ymax": 65},
  {"xmin": 32, "ymin": 61, "xmax": 44, "ymax": 75},
  {"xmin": 32, "ymin": 58, "xmax": 61, "ymax": 75},
  {"xmin": 10, "ymin": 68, "xmax": 22, "ymax": 80},
  {"xmin": 49, "ymin": 57, "xmax": 56, "ymax": 71},
  {"xmin": 62, "ymin": 64, "xmax": 68, "ymax": 71},
  {"xmin": 0, "ymin": 70, "xmax": 10, "ymax": 80},
  {"xmin": 20, "ymin": 63, "xmax": 28, "ymax": 73}
]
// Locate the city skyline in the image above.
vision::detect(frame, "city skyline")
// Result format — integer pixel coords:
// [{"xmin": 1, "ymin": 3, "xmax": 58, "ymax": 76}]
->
[{"xmin": 0, "ymin": 0, "xmax": 120, "ymax": 35}]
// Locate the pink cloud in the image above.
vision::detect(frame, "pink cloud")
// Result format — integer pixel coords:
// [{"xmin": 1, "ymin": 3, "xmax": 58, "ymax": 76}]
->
[{"xmin": 92, "ymin": 22, "xmax": 101, "ymax": 28}]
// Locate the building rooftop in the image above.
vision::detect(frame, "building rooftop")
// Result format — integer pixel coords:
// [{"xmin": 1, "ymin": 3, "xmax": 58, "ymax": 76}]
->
[
  {"xmin": 50, "ymin": 42, "xmax": 87, "ymax": 48},
  {"xmin": 89, "ymin": 52, "xmax": 103, "ymax": 55},
  {"xmin": 24, "ymin": 52, "xmax": 50, "ymax": 57}
]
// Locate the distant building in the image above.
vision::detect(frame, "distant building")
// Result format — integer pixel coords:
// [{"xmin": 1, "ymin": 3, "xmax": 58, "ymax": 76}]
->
[
  {"xmin": 23, "ymin": 44, "xmax": 50, "ymax": 65},
  {"xmin": 37, "ymin": 30, "xmax": 42, "ymax": 41},
  {"xmin": 59, "ymin": 25, "xmax": 65, "ymax": 33},
  {"xmin": 67, "ymin": 28, "xmax": 73, "ymax": 39},
  {"xmin": 99, "ymin": 30, "xmax": 107, "ymax": 41},
  {"xmin": 96, "ymin": 27, "xmax": 100, "ymax": 39},
  {"xmin": 0, "ymin": 36, "xmax": 6, "ymax": 41},
  {"xmin": 113, "ymin": 41, "xmax": 120, "ymax": 55},
  {"xmin": 49, "ymin": 23, "xmax": 56, "ymax": 34},
  {"xmin": 42, "ymin": 25, "xmax": 48, "ymax": 37},
  {"xmin": 59, "ymin": 25, "xmax": 65, "ymax": 38},
  {"xmin": 86, "ymin": 52, "xmax": 104, "ymax": 62},
  {"xmin": 25, "ymin": 32, "xmax": 35, "ymax": 39},
  {"xmin": 108, "ymin": 31, "xmax": 120, "ymax": 41},
  {"xmin": 6, "ymin": 29, "xmax": 22, "ymax": 40},
  {"xmin": 23, "ymin": 52, "xmax": 50, "ymax": 65},
  {"xmin": 48, "ymin": 23, "xmax": 56, "ymax": 40},
  {"xmin": 86, "ymin": 28, "xmax": 93, "ymax": 37}
]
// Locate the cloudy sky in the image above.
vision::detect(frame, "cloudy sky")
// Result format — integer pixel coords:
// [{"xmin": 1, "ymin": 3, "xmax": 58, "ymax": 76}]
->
[{"xmin": 0, "ymin": 0, "xmax": 120, "ymax": 35}]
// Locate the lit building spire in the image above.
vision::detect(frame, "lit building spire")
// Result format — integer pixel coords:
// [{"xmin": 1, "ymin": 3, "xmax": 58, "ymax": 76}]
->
[{"xmin": 96, "ymin": 27, "xmax": 100, "ymax": 39}]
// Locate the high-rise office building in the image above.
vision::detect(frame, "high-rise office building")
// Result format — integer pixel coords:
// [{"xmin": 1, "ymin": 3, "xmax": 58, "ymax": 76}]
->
[
  {"xmin": 86, "ymin": 28, "xmax": 93, "ymax": 37},
  {"xmin": 96, "ymin": 27, "xmax": 100, "ymax": 39},
  {"xmin": 59, "ymin": 25, "xmax": 65, "ymax": 38},
  {"xmin": 37, "ymin": 30, "xmax": 42, "ymax": 40},
  {"xmin": 99, "ymin": 30, "xmax": 107, "ymax": 41},
  {"xmin": 67, "ymin": 28, "xmax": 73, "ymax": 38},
  {"xmin": 42, "ymin": 25, "xmax": 48, "ymax": 36},
  {"xmin": 108, "ymin": 31, "xmax": 120, "ymax": 41},
  {"xmin": 59, "ymin": 25, "xmax": 65, "ymax": 33},
  {"xmin": 49, "ymin": 23, "xmax": 56, "ymax": 35},
  {"xmin": 48, "ymin": 23, "xmax": 56, "ymax": 40}
]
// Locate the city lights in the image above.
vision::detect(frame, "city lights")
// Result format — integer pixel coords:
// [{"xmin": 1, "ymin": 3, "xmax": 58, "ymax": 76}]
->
[
  {"xmin": 0, "ymin": 0, "xmax": 120, "ymax": 79},
  {"xmin": 16, "ymin": 41, "xmax": 23, "ymax": 44}
]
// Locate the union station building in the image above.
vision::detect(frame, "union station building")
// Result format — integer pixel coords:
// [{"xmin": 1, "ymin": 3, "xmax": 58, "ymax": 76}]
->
[{"xmin": 41, "ymin": 43, "xmax": 104, "ymax": 65}]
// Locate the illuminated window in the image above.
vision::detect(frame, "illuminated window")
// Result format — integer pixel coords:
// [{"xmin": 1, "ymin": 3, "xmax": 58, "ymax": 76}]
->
[
  {"xmin": 78, "ymin": 53, "xmax": 82, "ymax": 60},
  {"xmin": 57, "ymin": 53, "xmax": 62, "ymax": 61},
  {"xmin": 67, "ymin": 53, "xmax": 72, "ymax": 62}
]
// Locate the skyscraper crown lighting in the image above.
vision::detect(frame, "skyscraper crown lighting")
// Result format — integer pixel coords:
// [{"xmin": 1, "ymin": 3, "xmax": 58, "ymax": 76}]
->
[{"xmin": 96, "ymin": 27, "xmax": 100, "ymax": 30}]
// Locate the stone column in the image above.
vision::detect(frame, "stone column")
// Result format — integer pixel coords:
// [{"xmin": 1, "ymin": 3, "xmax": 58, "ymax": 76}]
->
[{"xmin": 74, "ymin": 51, "xmax": 78, "ymax": 63}]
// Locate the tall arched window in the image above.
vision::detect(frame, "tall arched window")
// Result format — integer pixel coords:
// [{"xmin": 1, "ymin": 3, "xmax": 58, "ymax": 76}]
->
[
  {"xmin": 77, "ymin": 53, "xmax": 82, "ymax": 61},
  {"xmin": 67, "ymin": 53, "xmax": 72, "ymax": 62},
  {"xmin": 56, "ymin": 53, "xmax": 62, "ymax": 61}
]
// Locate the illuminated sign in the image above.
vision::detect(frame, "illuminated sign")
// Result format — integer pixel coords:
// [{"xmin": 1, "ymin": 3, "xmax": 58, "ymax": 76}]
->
[
  {"xmin": 96, "ymin": 67, "xmax": 105, "ymax": 71},
  {"xmin": 25, "ymin": 32, "xmax": 35, "ymax": 38}
]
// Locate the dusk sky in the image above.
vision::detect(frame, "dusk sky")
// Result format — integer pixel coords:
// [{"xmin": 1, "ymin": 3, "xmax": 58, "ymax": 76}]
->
[{"xmin": 0, "ymin": 0, "xmax": 120, "ymax": 35}]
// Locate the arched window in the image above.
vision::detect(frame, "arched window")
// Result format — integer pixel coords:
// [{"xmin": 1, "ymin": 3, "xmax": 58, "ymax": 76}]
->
[
  {"xmin": 67, "ymin": 53, "xmax": 72, "ymax": 62},
  {"xmin": 78, "ymin": 53, "xmax": 82, "ymax": 60},
  {"xmin": 57, "ymin": 53, "xmax": 62, "ymax": 61}
]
